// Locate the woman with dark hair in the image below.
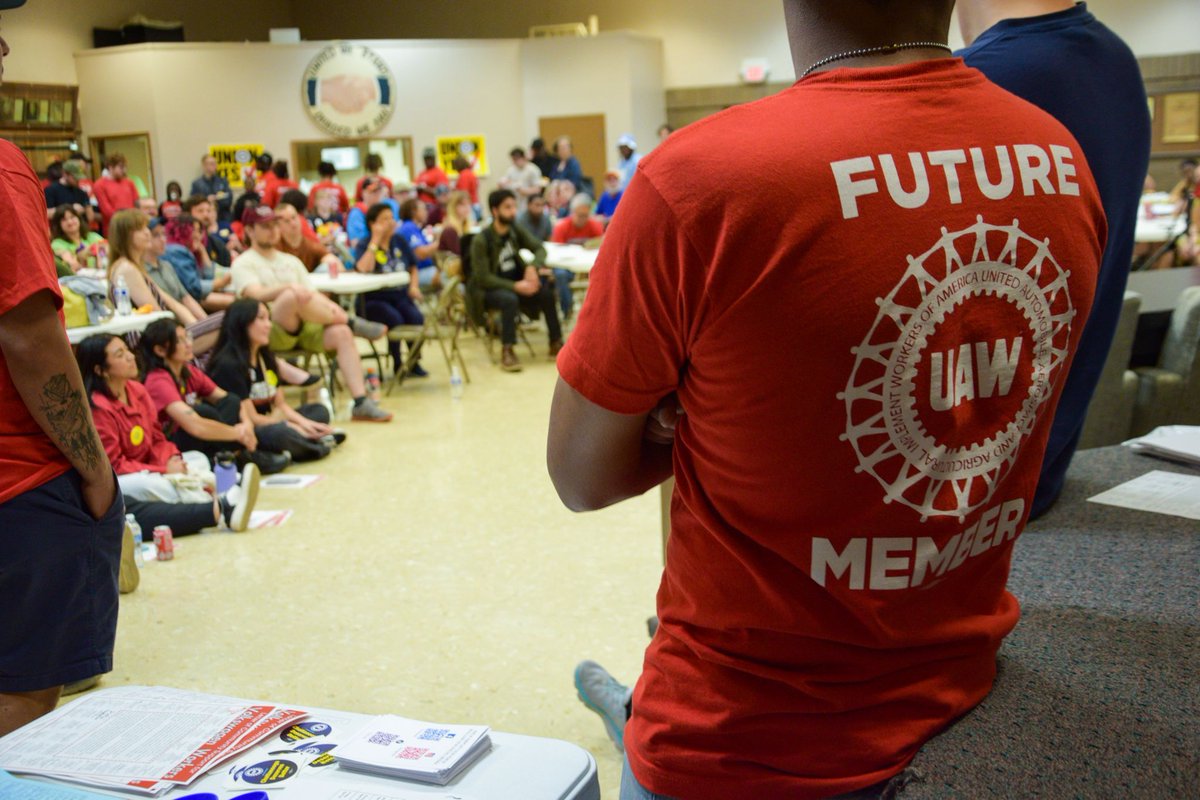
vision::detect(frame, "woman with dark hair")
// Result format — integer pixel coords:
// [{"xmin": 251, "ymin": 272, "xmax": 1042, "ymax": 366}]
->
[
  {"xmin": 76, "ymin": 334, "xmax": 260, "ymax": 534},
  {"xmin": 140, "ymin": 319, "xmax": 289, "ymax": 473},
  {"xmin": 262, "ymin": 161, "xmax": 298, "ymax": 208},
  {"xmin": 49, "ymin": 204, "xmax": 107, "ymax": 273},
  {"xmin": 159, "ymin": 181, "xmax": 184, "ymax": 221},
  {"xmin": 207, "ymin": 300, "xmax": 341, "ymax": 463},
  {"xmin": 353, "ymin": 202, "xmax": 425, "ymax": 376}
]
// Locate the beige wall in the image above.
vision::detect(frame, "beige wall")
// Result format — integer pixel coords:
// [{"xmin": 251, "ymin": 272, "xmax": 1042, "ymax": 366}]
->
[
  {"xmin": 520, "ymin": 33, "xmax": 664, "ymax": 174},
  {"xmin": 73, "ymin": 35, "xmax": 664, "ymax": 201},
  {"xmin": 3, "ymin": 0, "xmax": 293, "ymax": 85},
  {"xmin": 8, "ymin": 0, "xmax": 1200, "ymax": 90}
]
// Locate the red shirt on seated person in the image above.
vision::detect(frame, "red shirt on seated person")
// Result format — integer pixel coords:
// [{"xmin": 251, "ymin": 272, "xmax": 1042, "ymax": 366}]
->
[{"xmin": 551, "ymin": 194, "xmax": 605, "ymax": 244}]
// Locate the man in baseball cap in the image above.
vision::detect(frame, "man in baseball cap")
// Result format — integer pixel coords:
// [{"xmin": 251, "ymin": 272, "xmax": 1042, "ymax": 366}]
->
[{"xmin": 616, "ymin": 133, "xmax": 640, "ymax": 190}]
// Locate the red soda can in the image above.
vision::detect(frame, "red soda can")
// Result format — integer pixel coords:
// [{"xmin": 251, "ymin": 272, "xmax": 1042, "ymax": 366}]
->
[{"xmin": 153, "ymin": 525, "xmax": 175, "ymax": 561}]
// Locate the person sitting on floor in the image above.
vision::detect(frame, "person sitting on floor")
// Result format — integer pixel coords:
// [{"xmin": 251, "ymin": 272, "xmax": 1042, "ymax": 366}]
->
[
  {"xmin": 208, "ymin": 299, "xmax": 343, "ymax": 463},
  {"xmin": 468, "ymin": 189, "xmax": 563, "ymax": 373},
  {"xmin": 77, "ymin": 333, "xmax": 260, "ymax": 535},
  {"xmin": 353, "ymin": 202, "xmax": 427, "ymax": 378},
  {"xmin": 230, "ymin": 204, "xmax": 393, "ymax": 422},
  {"xmin": 50, "ymin": 204, "xmax": 107, "ymax": 273},
  {"xmin": 141, "ymin": 318, "xmax": 289, "ymax": 474},
  {"xmin": 107, "ymin": 209, "xmax": 223, "ymax": 353}
]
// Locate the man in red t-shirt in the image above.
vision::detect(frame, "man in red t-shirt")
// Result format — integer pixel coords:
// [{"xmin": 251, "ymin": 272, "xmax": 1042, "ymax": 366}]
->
[
  {"xmin": 550, "ymin": 194, "xmax": 605, "ymax": 244},
  {"xmin": 548, "ymin": 1, "xmax": 1106, "ymax": 797},
  {"xmin": 414, "ymin": 148, "xmax": 449, "ymax": 206},
  {"xmin": 0, "ymin": 2, "xmax": 123, "ymax": 737},
  {"xmin": 311, "ymin": 160, "xmax": 350, "ymax": 215},
  {"xmin": 92, "ymin": 152, "xmax": 140, "ymax": 234}
]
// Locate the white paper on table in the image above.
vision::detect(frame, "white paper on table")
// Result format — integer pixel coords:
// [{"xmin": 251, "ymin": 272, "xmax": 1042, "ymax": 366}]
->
[
  {"xmin": 0, "ymin": 687, "xmax": 307, "ymax": 791},
  {"xmin": 0, "ymin": 769, "xmax": 111, "ymax": 799},
  {"xmin": 1123, "ymin": 425, "xmax": 1200, "ymax": 467},
  {"xmin": 250, "ymin": 509, "xmax": 293, "ymax": 529},
  {"xmin": 1086, "ymin": 470, "xmax": 1200, "ymax": 521},
  {"xmin": 261, "ymin": 474, "xmax": 325, "ymax": 490},
  {"xmin": 326, "ymin": 789, "xmax": 472, "ymax": 800}
]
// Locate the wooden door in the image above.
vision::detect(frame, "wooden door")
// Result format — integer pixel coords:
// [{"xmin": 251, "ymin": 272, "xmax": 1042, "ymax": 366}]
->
[{"xmin": 539, "ymin": 114, "xmax": 606, "ymax": 191}]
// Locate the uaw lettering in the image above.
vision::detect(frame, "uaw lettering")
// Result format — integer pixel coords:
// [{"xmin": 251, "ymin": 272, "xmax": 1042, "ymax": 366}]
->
[
  {"xmin": 840, "ymin": 218, "xmax": 1077, "ymax": 520},
  {"xmin": 831, "ymin": 143, "xmax": 1080, "ymax": 220},
  {"xmin": 810, "ymin": 497, "xmax": 1026, "ymax": 590}
]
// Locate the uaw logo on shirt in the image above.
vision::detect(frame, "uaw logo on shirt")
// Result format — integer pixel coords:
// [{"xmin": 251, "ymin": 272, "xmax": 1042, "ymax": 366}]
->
[
  {"xmin": 302, "ymin": 43, "xmax": 395, "ymax": 138},
  {"xmin": 839, "ymin": 217, "xmax": 1077, "ymax": 521}
]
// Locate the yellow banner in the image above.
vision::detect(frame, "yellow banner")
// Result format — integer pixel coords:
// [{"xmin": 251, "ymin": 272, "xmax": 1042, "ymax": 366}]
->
[
  {"xmin": 436, "ymin": 135, "xmax": 489, "ymax": 177},
  {"xmin": 208, "ymin": 143, "xmax": 264, "ymax": 189}
]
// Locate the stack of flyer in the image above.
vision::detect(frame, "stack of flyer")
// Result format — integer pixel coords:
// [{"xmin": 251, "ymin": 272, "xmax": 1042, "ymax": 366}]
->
[
  {"xmin": 335, "ymin": 715, "xmax": 492, "ymax": 785},
  {"xmin": 1124, "ymin": 425, "xmax": 1200, "ymax": 467},
  {"xmin": 0, "ymin": 686, "xmax": 307, "ymax": 796}
]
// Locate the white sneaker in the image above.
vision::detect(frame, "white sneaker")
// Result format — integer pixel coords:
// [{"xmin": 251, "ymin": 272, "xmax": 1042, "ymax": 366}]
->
[
  {"xmin": 221, "ymin": 463, "xmax": 260, "ymax": 532},
  {"xmin": 573, "ymin": 660, "xmax": 633, "ymax": 753}
]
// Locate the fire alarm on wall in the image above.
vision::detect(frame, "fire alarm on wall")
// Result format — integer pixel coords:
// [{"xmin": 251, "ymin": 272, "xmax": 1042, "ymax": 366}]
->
[{"xmin": 740, "ymin": 59, "xmax": 770, "ymax": 84}]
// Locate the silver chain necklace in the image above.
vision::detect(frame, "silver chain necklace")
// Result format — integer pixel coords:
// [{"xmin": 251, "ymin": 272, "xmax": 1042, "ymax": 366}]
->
[{"xmin": 800, "ymin": 41, "xmax": 952, "ymax": 79}]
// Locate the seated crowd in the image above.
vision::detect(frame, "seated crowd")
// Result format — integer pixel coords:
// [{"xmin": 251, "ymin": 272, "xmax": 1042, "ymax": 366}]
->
[{"xmin": 38, "ymin": 134, "xmax": 632, "ymax": 536}]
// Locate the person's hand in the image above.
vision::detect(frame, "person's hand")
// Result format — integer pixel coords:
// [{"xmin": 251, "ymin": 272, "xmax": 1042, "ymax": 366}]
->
[
  {"xmin": 307, "ymin": 420, "xmax": 333, "ymax": 437},
  {"xmin": 644, "ymin": 394, "xmax": 685, "ymax": 445},
  {"xmin": 166, "ymin": 455, "xmax": 187, "ymax": 474},
  {"xmin": 513, "ymin": 278, "xmax": 539, "ymax": 297},
  {"xmin": 234, "ymin": 422, "xmax": 257, "ymax": 451},
  {"xmin": 408, "ymin": 283, "xmax": 422, "ymax": 301},
  {"xmin": 320, "ymin": 74, "xmax": 375, "ymax": 114},
  {"xmin": 214, "ymin": 273, "xmax": 233, "ymax": 290},
  {"xmin": 61, "ymin": 249, "xmax": 81, "ymax": 272},
  {"xmin": 207, "ymin": 194, "xmax": 217, "ymax": 203},
  {"xmin": 81, "ymin": 471, "xmax": 119, "ymax": 521},
  {"xmin": 371, "ymin": 215, "xmax": 395, "ymax": 241}
]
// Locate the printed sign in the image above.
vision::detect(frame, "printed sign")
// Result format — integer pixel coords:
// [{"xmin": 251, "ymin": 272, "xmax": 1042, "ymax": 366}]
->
[
  {"xmin": 303, "ymin": 42, "xmax": 396, "ymax": 138},
  {"xmin": 436, "ymin": 135, "xmax": 489, "ymax": 177},
  {"xmin": 208, "ymin": 143, "xmax": 264, "ymax": 189}
]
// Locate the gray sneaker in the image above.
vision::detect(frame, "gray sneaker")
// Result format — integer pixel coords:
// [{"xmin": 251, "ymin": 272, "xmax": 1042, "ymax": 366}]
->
[
  {"xmin": 351, "ymin": 317, "xmax": 387, "ymax": 340},
  {"xmin": 351, "ymin": 397, "xmax": 393, "ymax": 422},
  {"xmin": 574, "ymin": 660, "xmax": 633, "ymax": 753}
]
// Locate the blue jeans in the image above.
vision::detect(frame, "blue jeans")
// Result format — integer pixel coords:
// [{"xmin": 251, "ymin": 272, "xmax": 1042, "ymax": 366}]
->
[
  {"xmin": 620, "ymin": 754, "xmax": 675, "ymax": 800},
  {"xmin": 553, "ymin": 268, "xmax": 573, "ymax": 316}
]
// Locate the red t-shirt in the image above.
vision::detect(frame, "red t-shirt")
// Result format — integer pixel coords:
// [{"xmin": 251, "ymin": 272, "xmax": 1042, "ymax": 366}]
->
[
  {"xmin": 354, "ymin": 174, "xmax": 394, "ymax": 202},
  {"xmin": 92, "ymin": 175, "xmax": 139, "ymax": 233},
  {"xmin": 455, "ymin": 168, "xmax": 479, "ymax": 204},
  {"xmin": 311, "ymin": 180, "xmax": 350, "ymax": 213},
  {"xmin": 414, "ymin": 168, "xmax": 448, "ymax": 205},
  {"xmin": 91, "ymin": 380, "xmax": 181, "ymax": 475},
  {"xmin": 550, "ymin": 217, "xmax": 604, "ymax": 244},
  {"xmin": 262, "ymin": 178, "xmax": 299, "ymax": 210},
  {"xmin": 143, "ymin": 366, "xmax": 219, "ymax": 437},
  {"xmin": 0, "ymin": 140, "xmax": 72, "ymax": 504},
  {"xmin": 557, "ymin": 59, "xmax": 1105, "ymax": 799}
]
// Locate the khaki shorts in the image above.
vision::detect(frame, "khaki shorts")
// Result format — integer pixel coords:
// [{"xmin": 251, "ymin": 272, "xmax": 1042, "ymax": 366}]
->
[{"xmin": 269, "ymin": 321, "xmax": 327, "ymax": 353}]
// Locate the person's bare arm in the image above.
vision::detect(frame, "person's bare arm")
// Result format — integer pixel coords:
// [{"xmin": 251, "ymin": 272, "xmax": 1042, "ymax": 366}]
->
[
  {"xmin": 0, "ymin": 290, "xmax": 116, "ymax": 518},
  {"xmin": 547, "ymin": 377, "xmax": 674, "ymax": 512},
  {"xmin": 241, "ymin": 282, "xmax": 293, "ymax": 302}
]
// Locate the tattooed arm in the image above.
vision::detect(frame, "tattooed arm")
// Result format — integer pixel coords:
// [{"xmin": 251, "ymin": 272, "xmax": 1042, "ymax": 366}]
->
[{"xmin": 0, "ymin": 290, "xmax": 117, "ymax": 519}]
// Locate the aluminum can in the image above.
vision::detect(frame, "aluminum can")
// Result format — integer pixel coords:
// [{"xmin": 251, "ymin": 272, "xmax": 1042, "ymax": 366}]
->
[{"xmin": 153, "ymin": 525, "xmax": 175, "ymax": 561}]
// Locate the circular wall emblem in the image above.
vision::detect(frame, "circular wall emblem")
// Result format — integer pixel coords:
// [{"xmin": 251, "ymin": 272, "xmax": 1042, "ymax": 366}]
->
[
  {"xmin": 839, "ymin": 217, "xmax": 1077, "ymax": 521},
  {"xmin": 302, "ymin": 43, "xmax": 396, "ymax": 138}
]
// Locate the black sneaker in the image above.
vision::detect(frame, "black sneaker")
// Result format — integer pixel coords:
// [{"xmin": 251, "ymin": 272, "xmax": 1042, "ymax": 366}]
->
[
  {"xmin": 408, "ymin": 363, "xmax": 430, "ymax": 378},
  {"xmin": 248, "ymin": 450, "xmax": 291, "ymax": 475}
]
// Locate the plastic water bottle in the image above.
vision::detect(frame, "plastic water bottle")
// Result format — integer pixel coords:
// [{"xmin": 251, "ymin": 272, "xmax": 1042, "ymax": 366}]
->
[
  {"xmin": 126, "ymin": 513, "xmax": 144, "ymax": 568},
  {"xmin": 318, "ymin": 387, "xmax": 334, "ymax": 420},
  {"xmin": 113, "ymin": 275, "xmax": 132, "ymax": 315},
  {"xmin": 450, "ymin": 365, "xmax": 464, "ymax": 400},
  {"xmin": 214, "ymin": 452, "xmax": 238, "ymax": 495},
  {"xmin": 365, "ymin": 366, "xmax": 381, "ymax": 400}
]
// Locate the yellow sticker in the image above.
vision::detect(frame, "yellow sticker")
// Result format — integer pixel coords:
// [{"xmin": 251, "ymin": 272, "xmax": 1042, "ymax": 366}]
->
[
  {"xmin": 266, "ymin": 369, "xmax": 279, "ymax": 388},
  {"xmin": 375, "ymin": 249, "xmax": 387, "ymax": 265},
  {"xmin": 130, "ymin": 425, "xmax": 145, "ymax": 446}
]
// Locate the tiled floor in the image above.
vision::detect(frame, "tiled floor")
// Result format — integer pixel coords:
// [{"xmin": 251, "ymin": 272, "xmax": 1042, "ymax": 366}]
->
[{"xmin": 84, "ymin": 329, "xmax": 663, "ymax": 798}]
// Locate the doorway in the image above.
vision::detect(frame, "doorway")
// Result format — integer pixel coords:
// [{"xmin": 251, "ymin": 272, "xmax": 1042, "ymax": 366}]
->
[
  {"xmin": 90, "ymin": 133, "xmax": 154, "ymax": 199},
  {"xmin": 539, "ymin": 114, "xmax": 606, "ymax": 192},
  {"xmin": 291, "ymin": 137, "xmax": 414, "ymax": 197}
]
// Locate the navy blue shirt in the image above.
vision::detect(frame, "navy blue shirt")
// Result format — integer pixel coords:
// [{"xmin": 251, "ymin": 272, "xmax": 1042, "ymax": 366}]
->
[
  {"xmin": 959, "ymin": 3, "xmax": 1150, "ymax": 517},
  {"xmin": 352, "ymin": 233, "xmax": 415, "ymax": 275},
  {"xmin": 550, "ymin": 157, "xmax": 584, "ymax": 192}
]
